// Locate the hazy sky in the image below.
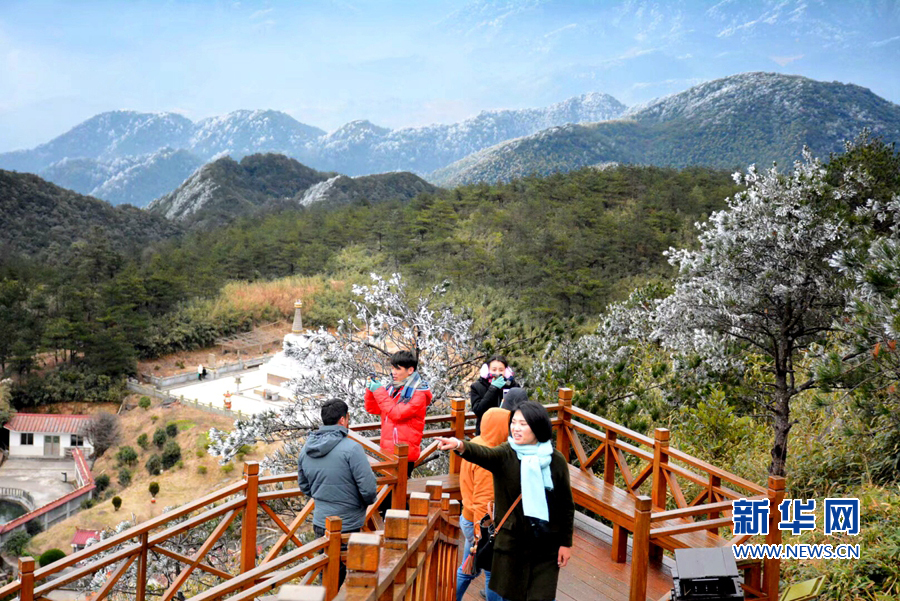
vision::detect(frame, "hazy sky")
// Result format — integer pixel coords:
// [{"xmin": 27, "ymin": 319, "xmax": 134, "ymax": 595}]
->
[{"xmin": 1, "ymin": 0, "xmax": 898, "ymax": 152}]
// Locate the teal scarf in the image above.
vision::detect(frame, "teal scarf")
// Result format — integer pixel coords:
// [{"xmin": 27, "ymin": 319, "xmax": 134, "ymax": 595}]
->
[{"xmin": 508, "ymin": 438, "xmax": 554, "ymax": 522}]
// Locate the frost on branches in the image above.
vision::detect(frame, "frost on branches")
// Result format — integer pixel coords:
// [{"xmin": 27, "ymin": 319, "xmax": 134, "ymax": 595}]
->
[
  {"xmin": 74, "ymin": 511, "xmax": 242, "ymax": 598},
  {"xmin": 209, "ymin": 273, "xmax": 482, "ymax": 473},
  {"xmin": 652, "ymin": 151, "xmax": 854, "ymax": 476}
]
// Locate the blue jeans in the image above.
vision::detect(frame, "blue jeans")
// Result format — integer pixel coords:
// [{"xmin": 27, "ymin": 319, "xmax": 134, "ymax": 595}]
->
[{"xmin": 457, "ymin": 516, "xmax": 501, "ymax": 601}]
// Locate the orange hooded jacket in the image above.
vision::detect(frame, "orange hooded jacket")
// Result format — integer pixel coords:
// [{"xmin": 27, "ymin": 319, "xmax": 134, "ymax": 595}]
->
[{"xmin": 459, "ymin": 407, "xmax": 509, "ymax": 523}]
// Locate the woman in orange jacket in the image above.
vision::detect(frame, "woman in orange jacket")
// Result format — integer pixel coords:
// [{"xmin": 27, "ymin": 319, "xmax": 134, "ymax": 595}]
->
[{"xmin": 457, "ymin": 407, "xmax": 509, "ymax": 601}]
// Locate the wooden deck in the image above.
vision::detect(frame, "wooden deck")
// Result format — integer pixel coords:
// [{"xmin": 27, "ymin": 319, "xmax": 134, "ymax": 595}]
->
[{"xmin": 462, "ymin": 513, "xmax": 673, "ymax": 601}]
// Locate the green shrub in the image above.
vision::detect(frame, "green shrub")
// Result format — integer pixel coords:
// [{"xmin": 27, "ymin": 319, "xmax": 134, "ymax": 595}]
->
[
  {"xmin": 195, "ymin": 448, "xmax": 206, "ymax": 458},
  {"xmin": 150, "ymin": 415, "xmax": 159, "ymax": 423},
  {"xmin": 153, "ymin": 428, "xmax": 167, "ymax": 448},
  {"xmin": 112, "ymin": 496, "xmax": 122, "ymax": 511},
  {"xmin": 117, "ymin": 468, "xmax": 132, "ymax": 487},
  {"xmin": 145, "ymin": 454, "xmax": 162, "ymax": 476},
  {"xmin": 175, "ymin": 360, "xmax": 185, "ymax": 369},
  {"xmin": 137, "ymin": 433, "xmax": 149, "ymax": 450},
  {"xmin": 95, "ymin": 473, "xmax": 111, "ymax": 493},
  {"xmin": 148, "ymin": 482, "xmax": 159, "ymax": 497},
  {"xmin": 80, "ymin": 497, "xmax": 96, "ymax": 509},
  {"xmin": 165, "ymin": 422, "xmax": 178, "ymax": 438},
  {"xmin": 161, "ymin": 441, "xmax": 182, "ymax": 470},
  {"xmin": 175, "ymin": 460, "xmax": 184, "ymax": 470},
  {"xmin": 139, "ymin": 396, "xmax": 151, "ymax": 410},
  {"xmin": 197, "ymin": 465, "xmax": 207, "ymax": 475},
  {"xmin": 116, "ymin": 446, "xmax": 138, "ymax": 467},
  {"xmin": 3, "ymin": 530, "xmax": 30, "ymax": 556},
  {"xmin": 25, "ymin": 520, "xmax": 43, "ymax": 537},
  {"xmin": 220, "ymin": 463, "xmax": 235, "ymax": 474},
  {"xmin": 39, "ymin": 549, "xmax": 66, "ymax": 567}
]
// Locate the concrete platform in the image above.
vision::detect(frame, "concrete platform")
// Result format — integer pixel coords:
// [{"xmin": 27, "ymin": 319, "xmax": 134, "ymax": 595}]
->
[
  {"xmin": 167, "ymin": 368, "xmax": 288, "ymax": 416},
  {"xmin": 0, "ymin": 458, "xmax": 77, "ymax": 508}
]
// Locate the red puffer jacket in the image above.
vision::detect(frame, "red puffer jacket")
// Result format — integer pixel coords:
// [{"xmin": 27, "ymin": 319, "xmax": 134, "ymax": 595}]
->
[{"xmin": 364, "ymin": 385, "xmax": 432, "ymax": 462}]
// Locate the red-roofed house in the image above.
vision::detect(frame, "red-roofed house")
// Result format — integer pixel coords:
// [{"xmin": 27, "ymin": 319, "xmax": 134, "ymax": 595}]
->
[
  {"xmin": 71, "ymin": 528, "xmax": 100, "ymax": 551},
  {"xmin": 4, "ymin": 413, "xmax": 93, "ymax": 458}
]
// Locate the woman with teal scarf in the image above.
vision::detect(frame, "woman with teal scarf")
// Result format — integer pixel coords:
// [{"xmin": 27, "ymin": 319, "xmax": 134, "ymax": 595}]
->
[{"xmin": 437, "ymin": 402, "xmax": 574, "ymax": 601}]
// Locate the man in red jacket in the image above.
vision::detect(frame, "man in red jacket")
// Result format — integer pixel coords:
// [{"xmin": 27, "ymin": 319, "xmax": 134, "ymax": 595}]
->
[{"xmin": 364, "ymin": 350, "xmax": 432, "ymax": 477}]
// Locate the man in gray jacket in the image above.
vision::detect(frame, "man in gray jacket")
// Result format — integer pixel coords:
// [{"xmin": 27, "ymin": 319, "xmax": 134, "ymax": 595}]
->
[{"xmin": 298, "ymin": 398, "xmax": 377, "ymax": 587}]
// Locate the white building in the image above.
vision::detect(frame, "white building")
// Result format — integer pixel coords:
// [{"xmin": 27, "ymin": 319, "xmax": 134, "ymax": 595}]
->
[{"xmin": 4, "ymin": 414, "xmax": 93, "ymax": 458}]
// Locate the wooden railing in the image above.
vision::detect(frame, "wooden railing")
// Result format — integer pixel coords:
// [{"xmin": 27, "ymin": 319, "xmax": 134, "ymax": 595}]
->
[
  {"xmin": 1, "ymin": 428, "xmax": 410, "ymax": 601},
  {"xmin": 552, "ymin": 389, "xmax": 782, "ymax": 601},
  {"xmin": 3, "ymin": 389, "xmax": 780, "ymax": 601}
]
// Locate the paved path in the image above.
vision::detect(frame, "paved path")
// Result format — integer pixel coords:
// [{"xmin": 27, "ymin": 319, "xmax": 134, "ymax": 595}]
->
[{"xmin": 0, "ymin": 458, "xmax": 78, "ymax": 508}]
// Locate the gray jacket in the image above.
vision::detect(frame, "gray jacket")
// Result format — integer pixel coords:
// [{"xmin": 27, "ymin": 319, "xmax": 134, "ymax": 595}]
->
[{"xmin": 297, "ymin": 425, "xmax": 378, "ymax": 531}]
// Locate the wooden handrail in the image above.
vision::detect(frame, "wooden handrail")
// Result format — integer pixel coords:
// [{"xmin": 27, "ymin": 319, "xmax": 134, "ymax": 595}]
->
[{"xmin": 5, "ymin": 388, "xmax": 775, "ymax": 601}]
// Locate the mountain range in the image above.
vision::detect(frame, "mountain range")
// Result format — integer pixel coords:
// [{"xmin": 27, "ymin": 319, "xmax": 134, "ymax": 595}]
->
[
  {"xmin": 432, "ymin": 73, "xmax": 900, "ymax": 186},
  {"xmin": 2, "ymin": 72, "xmax": 899, "ymax": 209},
  {"xmin": 0, "ymin": 94, "xmax": 623, "ymax": 207}
]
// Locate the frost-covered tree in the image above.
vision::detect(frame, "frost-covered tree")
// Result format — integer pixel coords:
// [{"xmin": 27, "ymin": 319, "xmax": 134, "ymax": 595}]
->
[
  {"xmin": 209, "ymin": 273, "xmax": 488, "ymax": 473},
  {"xmin": 653, "ymin": 151, "xmax": 855, "ymax": 476}
]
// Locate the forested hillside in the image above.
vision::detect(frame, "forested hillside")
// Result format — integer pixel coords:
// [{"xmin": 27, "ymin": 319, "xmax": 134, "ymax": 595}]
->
[
  {"xmin": 0, "ymin": 164, "xmax": 735, "ymax": 404},
  {"xmin": 0, "ymin": 170, "xmax": 181, "ymax": 262}
]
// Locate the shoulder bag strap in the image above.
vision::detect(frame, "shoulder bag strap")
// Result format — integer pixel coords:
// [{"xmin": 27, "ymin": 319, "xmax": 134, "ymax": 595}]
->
[{"xmin": 494, "ymin": 494, "xmax": 522, "ymax": 533}]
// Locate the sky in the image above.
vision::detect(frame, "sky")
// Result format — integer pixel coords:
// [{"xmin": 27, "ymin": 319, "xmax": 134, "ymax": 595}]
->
[{"xmin": 1, "ymin": 0, "xmax": 899, "ymax": 153}]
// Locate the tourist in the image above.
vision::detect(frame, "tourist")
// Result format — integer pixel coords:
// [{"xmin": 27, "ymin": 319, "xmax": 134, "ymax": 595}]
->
[
  {"xmin": 364, "ymin": 350, "xmax": 432, "ymax": 476},
  {"xmin": 197, "ymin": 364, "xmax": 204, "ymax": 380},
  {"xmin": 470, "ymin": 355, "xmax": 517, "ymax": 435},
  {"xmin": 437, "ymin": 401, "xmax": 574, "ymax": 601},
  {"xmin": 457, "ymin": 407, "xmax": 509, "ymax": 601},
  {"xmin": 297, "ymin": 399, "xmax": 378, "ymax": 588}
]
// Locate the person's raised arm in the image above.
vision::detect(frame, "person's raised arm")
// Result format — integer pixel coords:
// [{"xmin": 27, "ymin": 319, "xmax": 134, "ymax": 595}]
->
[{"xmin": 435, "ymin": 437, "xmax": 506, "ymax": 472}]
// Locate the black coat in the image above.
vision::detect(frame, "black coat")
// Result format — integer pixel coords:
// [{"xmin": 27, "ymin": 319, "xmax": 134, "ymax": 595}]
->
[
  {"xmin": 470, "ymin": 376, "xmax": 517, "ymax": 435},
  {"xmin": 459, "ymin": 441, "xmax": 574, "ymax": 601}
]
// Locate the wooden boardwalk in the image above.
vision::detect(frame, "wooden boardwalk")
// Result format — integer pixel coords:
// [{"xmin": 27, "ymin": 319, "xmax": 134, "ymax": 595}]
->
[{"xmin": 462, "ymin": 513, "xmax": 673, "ymax": 601}]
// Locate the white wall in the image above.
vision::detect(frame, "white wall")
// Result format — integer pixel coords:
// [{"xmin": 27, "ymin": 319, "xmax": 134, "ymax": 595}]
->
[{"xmin": 7, "ymin": 431, "xmax": 93, "ymax": 458}]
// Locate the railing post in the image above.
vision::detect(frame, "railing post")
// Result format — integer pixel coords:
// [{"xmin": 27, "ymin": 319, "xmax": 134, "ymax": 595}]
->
[
  {"xmin": 765, "ymin": 476, "xmax": 785, "ymax": 601},
  {"xmin": 345, "ymin": 533, "xmax": 381, "ymax": 590},
  {"xmin": 323, "ymin": 516, "xmax": 342, "ymax": 601},
  {"xmin": 241, "ymin": 462, "xmax": 260, "ymax": 575},
  {"xmin": 409, "ymin": 492, "xmax": 430, "ymax": 524},
  {"xmin": 393, "ymin": 443, "xmax": 409, "ymax": 510},
  {"xmin": 449, "ymin": 399, "xmax": 467, "ymax": 474},
  {"xmin": 649, "ymin": 428, "xmax": 670, "ymax": 560},
  {"xmin": 409, "ymin": 493, "xmax": 429, "ymax": 600},
  {"xmin": 708, "ymin": 474, "xmax": 722, "ymax": 535},
  {"xmin": 384, "ymin": 509, "xmax": 410, "ymax": 600},
  {"xmin": 136, "ymin": 532, "xmax": 148, "ymax": 601},
  {"xmin": 426, "ymin": 481, "xmax": 443, "ymax": 511},
  {"xmin": 603, "ymin": 429, "xmax": 617, "ymax": 484},
  {"xmin": 277, "ymin": 585, "xmax": 326, "ymax": 601},
  {"xmin": 18, "ymin": 557, "xmax": 34, "ymax": 601},
  {"xmin": 651, "ymin": 428, "xmax": 670, "ymax": 510},
  {"xmin": 446, "ymin": 499, "xmax": 461, "ymax": 601},
  {"xmin": 555, "ymin": 388, "xmax": 573, "ymax": 461},
  {"xmin": 628, "ymin": 496, "xmax": 652, "ymax": 601},
  {"xmin": 437, "ymin": 493, "xmax": 452, "ymax": 601}
]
